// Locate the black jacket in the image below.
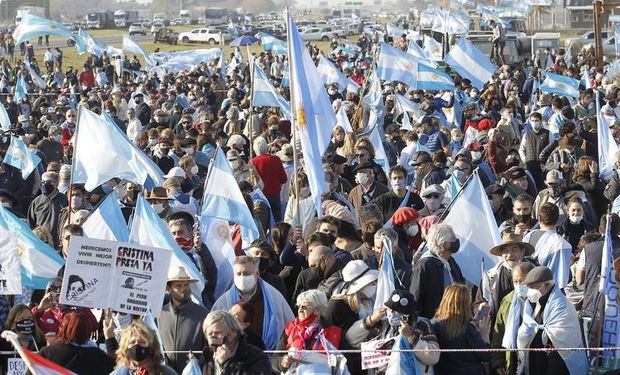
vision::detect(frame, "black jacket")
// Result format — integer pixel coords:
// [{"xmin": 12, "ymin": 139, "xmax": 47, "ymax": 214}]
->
[
  {"xmin": 34, "ymin": 343, "xmax": 114, "ymax": 375},
  {"xmin": 201, "ymin": 337, "xmax": 271, "ymax": 375}
]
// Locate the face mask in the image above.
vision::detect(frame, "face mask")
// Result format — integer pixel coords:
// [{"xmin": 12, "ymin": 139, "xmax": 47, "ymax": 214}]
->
[
  {"xmin": 234, "ymin": 275, "xmax": 257, "ymax": 293},
  {"xmin": 391, "ymin": 179, "xmax": 405, "ymax": 191},
  {"xmin": 160, "ymin": 147, "xmax": 170, "ymax": 155},
  {"xmin": 151, "ymin": 203, "xmax": 164, "ymax": 214},
  {"xmin": 425, "ymin": 197, "xmax": 441, "ymax": 211},
  {"xmin": 360, "ymin": 284, "xmax": 376, "ymax": 299},
  {"xmin": 187, "ymin": 165, "xmax": 198, "ymax": 176},
  {"xmin": 471, "ymin": 151, "xmax": 482, "ymax": 161},
  {"xmin": 113, "ymin": 313, "xmax": 132, "ymax": 331},
  {"xmin": 470, "ymin": 91, "xmax": 479, "ymax": 98},
  {"xmin": 453, "ymin": 169, "xmax": 466, "ymax": 182},
  {"xmin": 449, "ymin": 238, "xmax": 460, "ymax": 253},
  {"xmin": 387, "ymin": 311, "xmax": 402, "ymax": 327},
  {"xmin": 569, "ymin": 215, "xmax": 583, "ymax": 224},
  {"xmin": 148, "ymin": 138, "xmax": 157, "ymax": 146},
  {"xmin": 54, "ymin": 134, "xmax": 62, "ymax": 142},
  {"xmin": 126, "ymin": 190, "xmax": 138, "ymax": 202},
  {"xmin": 70, "ymin": 196, "xmax": 82, "ymax": 208},
  {"xmin": 514, "ymin": 214, "xmax": 531, "ymax": 223},
  {"xmin": 548, "ymin": 185, "xmax": 562, "ymax": 198},
  {"xmin": 41, "ymin": 182, "xmax": 55, "ymax": 195},
  {"xmin": 355, "ymin": 172, "xmax": 369, "ymax": 185},
  {"xmin": 102, "ymin": 184, "xmax": 113, "ymax": 194},
  {"xmin": 531, "ymin": 121, "xmax": 542, "ymax": 130},
  {"xmin": 258, "ymin": 257, "xmax": 270, "ymax": 273},
  {"xmin": 169, "ymin": 288, "xmax": 191, "ymax": 304},
  {"xmin": 527, "ymin": 288, "xmax": 543, "ymax": 303},
  {"xmin": 452, "ymin": 136, "xmax": 462, "ymax": 143},
  {"xmin": 127, "ymin": 345, "xmax": 152, "ymax": 362},
  {"xmin": 15, "ymin": 318, "xmax": 35, "ymax": 335},
  {"xmin": 514, "ymin": 284, "xmax": 528, "ymax": 298},
  {"xmin": 175, "ymin": 236, "xmax": 193, "ymax": 252},
  {"xmin": 328, "ymin": 89, "xmax": 336, "ymax": 95},
  {"xmin": 230, "ymin": 160, "xmax": 241, "ymax": 169},
  {"xmin": 207, "ymin": 335, "xmax": 228, "ymax": 351},
  {"xmin": 182, "ymin": 147, "xmax": 195, "ymax": 155},
  {"xmin": 21, "ymin": 121, "xmax": 30, "ymax": 128},
  {"xmin": 299, "ymin": 187, "xmax": 311, "ymax": 198},
  {"xmin": 406, "ymin": 224, "xmax": 419, "ymax": 237}
]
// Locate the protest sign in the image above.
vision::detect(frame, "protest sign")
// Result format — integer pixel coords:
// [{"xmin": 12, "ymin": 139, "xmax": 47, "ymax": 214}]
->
[
  {"xmin": 7, "ymin": 358, "xmax": 27, "ymax": 375},
  {"xmin": 360, "ymin": 337, "xmax": 394, "ymax": 370},
  {"xmin": 0, "ymin": 229, "xmax": 22, "ymax": 295},
  {"xmin": 60, "ymin": 237, "xmax": 171, "ymax": 316}
]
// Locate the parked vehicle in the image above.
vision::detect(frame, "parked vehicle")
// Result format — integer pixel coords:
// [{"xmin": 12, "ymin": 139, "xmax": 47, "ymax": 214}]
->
[
  {"xmin": 178, "ymin": 28, "xmax": 231, "ymax": 44},
  {"xmin": 128, "ymin": 23, "xmax": 146, "ymax": 36},
  {"xmin": 87, "ymin": 11, "xmax": 115, "ymax": 29},
  {"xmin": 150, "ymin": 22, "xmax": 164, "ymax": 34},
  {"xmin": 114, "ymin": 10, "xmax": 140, "ymax": 28},
  {"xmin": 299, "ymin": 26, "xmax": 335, "ymax": 41},
  {"xmin": 154, "ymin": 27, "xmax": 178, "ymax": 44}
]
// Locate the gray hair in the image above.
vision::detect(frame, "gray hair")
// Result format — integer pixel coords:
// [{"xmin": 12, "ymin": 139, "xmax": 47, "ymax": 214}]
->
[
  {"xmin": 233, "ymin": 256, "xmax": 259, "ymax": 268},
  {"xmin": 253, "ymin": 136, "xmax": 268, "ymax": 155},
  {"xmin": 202, "ymin": 310, "xmax": 243, "ymax": 338},
  {"xmin": 296, "ymin": 289, "xmax": 328, "ymax": 312},
  {"xmin": 308, "ymin": 245, "xmax": 334, "ymax": 263},
  {"xmin": 427, "ymin": 223, "xmax": 456, "ymax": 254},
  {"xmin": 374, "ymin": 228, "xmax": 398, "ymax": 244}
]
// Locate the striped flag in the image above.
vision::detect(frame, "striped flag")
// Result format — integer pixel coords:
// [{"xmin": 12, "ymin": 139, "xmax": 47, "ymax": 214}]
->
[
  {"xmin": 3, "ymin": 136, "xmax": 41, "ymax": 179},
  {"xmin": 539, "ymin": 72, "xmax": 580, "ymax": 98},
  {"xmin": 81, "ymin": 193, "xmax": 129, "ymax": 242},
  {"xmin": 444, "ymin": 38, "xmax": 495, "ymax": 90},
  {"xmin": 22, "ymin": 348, "xmax": 78, "ymax": 374}
]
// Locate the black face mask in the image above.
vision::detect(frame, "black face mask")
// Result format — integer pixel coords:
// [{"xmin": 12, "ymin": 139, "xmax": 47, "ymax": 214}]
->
[
  {"xmin": 514, "ymin": 214, "xmax": 532, "ymax": 224},
  {"xmin": 126, "ymin": 190, "xmax": 138, "ymax": 202},
  {"xmin": 15, "ymin": 318, "xmax": 35, "ymax": 335},
  {"xmin": 41, "ymin": 182, "xmax": 55, "ymax": 195},
  {"xmin": 160, "ymin": 147, "xmax": 170, "ymax": 155},
  {"xmin": 449, "ymin": 239, "xmax": 460, "ymax": 253},
  {"xmin": 127, "ymin": 345, "xmax": 151, "ymax": 362},
  {"xmin": 258, "ymin": 257, "xmax": 270, "ymax": 273}
]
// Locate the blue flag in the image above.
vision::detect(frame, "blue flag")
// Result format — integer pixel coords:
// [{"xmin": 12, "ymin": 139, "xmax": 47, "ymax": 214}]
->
[
  {"xmin": 0, "ymin": 205, "xmax": 64, "ymax": 289},
  {"xmin": 596, "ymin": 90, "xmax": 620, "ymax": 180},
  {"xmin": 376, "ymin": 42, "xmax": 418, "ymax": 88},
  {"xmin": 416, "ymin": 64, "xmax": 455, "ymax": 91},
  {"xmin": 539, "ymin": 72, "xmax": 580, "ymax": 98},
  {"xmin": 15, "ymin": 75, "xmax": 28, "ymax": 102},
  {"xmin": 598, "ymin": 215, "xmax": 620, "ymax": 354},
  {"xmin": 13, "ymin": 13, "xmax": 86, "ymax": 52},
  {"xmin": 255, "ymin": 31, "xmax": 287, "ymax": 55},
  {"xmin": 444, "ymin": 38, "xmax": 495, "ymax": 90},
  {"xmin": 252, "ymin": 63, "xmax": 291, "ymax": 119},
  {"xmin": 3, "ymin": 136, "xmax": 41, "ymax": 179},
  {"xmin": 81, "ymin": 193, "xmax": 129, "ymax": 242}
]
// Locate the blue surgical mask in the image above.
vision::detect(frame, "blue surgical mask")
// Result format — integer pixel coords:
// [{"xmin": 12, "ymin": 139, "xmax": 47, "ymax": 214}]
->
[
  {"xmin": 54, "ymin": 134, "xmax": 62, "ymax": 142},
  {"xmin": 514, "ymin": 284, "xmax": 528, "ymax": 298}
]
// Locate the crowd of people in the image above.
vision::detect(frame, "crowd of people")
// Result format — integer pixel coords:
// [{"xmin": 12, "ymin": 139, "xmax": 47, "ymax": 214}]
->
[{"xmin": 0, "ymin": 16, "xmax": 618, "ymax": 375}]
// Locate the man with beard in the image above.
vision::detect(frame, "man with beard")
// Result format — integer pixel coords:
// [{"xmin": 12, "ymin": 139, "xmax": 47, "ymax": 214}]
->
[{"xmin": 158, "ymin": 266, "xmax": 208, "ymax": 373}]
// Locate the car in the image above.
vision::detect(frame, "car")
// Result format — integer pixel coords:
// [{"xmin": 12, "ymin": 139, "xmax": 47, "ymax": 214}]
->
[
  {"xmin": 150, "ymin": 22, "xmax": 164, "ymax": 34},
  {"xmin": 178, "ymin": 28, "xmax": 231, "ymax": 44},
  {"xmin": 565, "ymin": 30, "xmax": 612, "ymax": 51},
  {"xmin": 128, "ymin": 23, "xmax": 146, "ymax": 36},
  {"xmin": 154, "ymin": 27, "xmax": 179, "ymax": 44},
  {"xmin": 299, "ymin": 26, "xmax": 335, "ymax": 41}
]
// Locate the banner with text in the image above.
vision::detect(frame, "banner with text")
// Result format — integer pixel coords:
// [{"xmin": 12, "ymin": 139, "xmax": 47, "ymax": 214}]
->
[
  {"xmin": 60, "ymin": 237, "xmax": 171, "ymax": 316},
  {"xmin": 0, "ymin": 229, "xmax": 22, "ymax": 294}
]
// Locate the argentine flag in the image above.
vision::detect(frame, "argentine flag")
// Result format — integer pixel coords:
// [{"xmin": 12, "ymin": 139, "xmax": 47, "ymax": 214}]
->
[
  {"xmin": 407, "ymin": 40, "xmax": 436, "ymax": 67},
  {"xmin": 386, "ymin": 22, "xmax": 408, "ymax": 38},
  {"xmin": 539, "ymin": 72, "xmax": 580, "ymax": 98},
  {"xmin": 82, "ymin": 193, "xmax": 129, "ymax": 242},
  {"xmin": 23, "ymin": 62, "xmax": 46, "ymax": 89},
  {"xmin": 376, "ymin": 42, "xmax": 419, "ymax": 88},
  {"xmin": 15, "ymin": 75, "xmax": 28, "ymax": 102},
  {"xmin": 0, "ymin": 101, "xmax": 10, "ymax": 131},
  {"xmin": 256, "ymin": 31, "xmax": 287, "ymax": 55},
  {"xmin": 3, "ymin": 136, "xmax": 41, "ymax": 180},
  {"xmin": 596, "ymin": 91, "xmax": 620, "ymax": 181},
  {"xmin": 317, "ymin": 55, "xmax": 349, "ymax": 92},
  {"xmin": 416, "ymin": 64, "xmax": 455, "ymax": 91},
  {"xmin": 13, "ymin": 13, "xmax": 85, "ymax": 52},
  {"xmin": 252, "ymin": 64, "xmax": 291, "ymax": 119},
  {"xmin": 0, "ymin": 205, "xmax": 64, "ymax": 289},
  {"xmin": 444, "ymin": 37, "xmax": 495, "ymax": 90},
  {"xmin": 122, "ymin": 34, "xmax": 155, "ymax": 66}
]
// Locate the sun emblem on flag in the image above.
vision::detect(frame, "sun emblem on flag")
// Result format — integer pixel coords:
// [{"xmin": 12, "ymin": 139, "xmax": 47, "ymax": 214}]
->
[
  {"xmin": 217, "ymin": 223, "xmax": 230, "ymax": 239},
  {"xmin": 297, "ymin": 106, "xmax": 307, "ymax": 128},
  {"xmin": 557, "ymin": 83, "xmax": 566, "ymax": 90},
  {"xmin": 404, "ymin": 62, "xmax": 414, "ymax": 70},
  {"xmin": 17, "ymin": 243, "xmax": 23, "ymax": 257},
  {"xmin": 430, "ymin": 73, "xmax": 440, "ymax": 80}
]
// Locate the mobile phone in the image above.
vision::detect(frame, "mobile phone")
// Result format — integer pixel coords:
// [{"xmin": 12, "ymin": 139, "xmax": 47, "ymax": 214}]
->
[{"xmin": 475, "ymin": 305, "xmax": 491, "ymax": 321}]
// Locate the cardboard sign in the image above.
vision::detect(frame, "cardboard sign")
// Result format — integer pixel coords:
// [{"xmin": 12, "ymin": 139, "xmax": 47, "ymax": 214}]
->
[
  {"xmin": 7, "ymin": 358, "xmax": 27, "ymax": 375},
  {"xmin": 60, "ymin": 237, "xmax": 171, "ymax": 316},
  {"xmin": 360, "ymin": 337, "xmax": 394, "ymax": 370},
  {"xmin": 0, "ymin": 229, "xmax": 22, "ymax": 294}
]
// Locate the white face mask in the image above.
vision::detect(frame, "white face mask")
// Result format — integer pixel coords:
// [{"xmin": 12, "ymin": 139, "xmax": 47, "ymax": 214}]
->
[
  {"xmin": 230, "ymin": 160, "xmax": 241, "ymax": 169},
  {"xmin": 425, "ymin": 197, "xmax": 441, "ymax": 211},
  {"xmin": 151, "ymin": 203, "xmax": 164, "ymax": 214},
  {"xmin": 234, "ymin": 275, "xmax": 257, "ymax": 293},
  {"xmin": 471, "ymin": 151, "xmax": 482, "ymax": 161},
  {"xmin": 182, "ymin": 147, "xmax": 195, "ymax": 156},
  {"xmin": 360, "ymin": 284, "xmax": 376, "ymax": 299},
  {"xmin": 569, "ymin": 215, "xmax": 583, "ymax": 224},
  {"xmin": 190, "ymin": 165, "xmax": 199, "ymax": 176},
  {"xmin": 355, "ymin": 172, "xmax": 369, "ymax": 185},
  {"xmin": 299, "ymin": 187, "xmax": 311, "ymax": 198},
  {"xmin": 406, "ymin": 224, "xmax": 419, "ymax": 237},
  {"xmin": 527, "ymin": 287, "xmax": 543, "ymax": 303}
]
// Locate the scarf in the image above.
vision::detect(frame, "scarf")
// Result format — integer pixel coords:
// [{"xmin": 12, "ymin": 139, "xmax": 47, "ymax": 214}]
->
[
  {"xmin": 502, "ymin": 294, "xmax": 524, "ymax": 349},
  {"xmin": 421, "ymin": 250, "xmax": 453, "ymax": 287},
  {"xmin": 226, "ymin": 278, "xmax": 279, "ymax": 350}
]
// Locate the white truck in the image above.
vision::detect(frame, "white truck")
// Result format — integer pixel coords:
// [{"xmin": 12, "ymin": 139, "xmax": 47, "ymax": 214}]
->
[
  {"xmin": 179, "ymin": 10, "xmax": 194, "ymax": 25},
  {"xmin": 114, "ymin": 10, "xmax": 140, "ymax": 28},
  {"xmin": 15, "ymin": 6, "xmax": 46, "ymax": 25}
]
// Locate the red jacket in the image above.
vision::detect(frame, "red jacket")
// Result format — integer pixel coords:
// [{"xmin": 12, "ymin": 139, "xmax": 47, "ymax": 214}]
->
[
  {"xmin": 78, "ymin": 70, "xmax": 95, "ymax": 88},
  {"xmin": 249, "ymin": 154, "xmax": 287, "ymax": 196},
  {"xmin": 285, "ymin": 318, "xmax": 342, "ymax": 352}
]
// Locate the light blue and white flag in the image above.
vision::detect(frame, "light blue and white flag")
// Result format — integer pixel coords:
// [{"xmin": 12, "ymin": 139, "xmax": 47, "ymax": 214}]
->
[
  {"xmin": 317, "ymin": 55, "xmax": 349, "ymax": 92},
  {"xmin": 77, "ymin": 28, "xmax": 112, "ymax": 57},
  {"xmin": 252, "ymin": 63, "xmax": 291, "ymax": 119},
  {"xmin": 581, "ymin": 65, "xmax": 592, "ymax": 89},
  {"xmin": 385, "ymin": 335, "xmax": 422, "ymax": 375},
  {"xmin": 15, "ymin": 75, "xmax": 28, "ymax": 102},
  {"xmin": 256, "ymin": 31, "xmax": 287, "ymax": 55},
  {"xmin": 596, "ymin": 91, "xmax": 620, "ymax": 181},
  {"xmin": 3, "ymin": 136, "xmax": 41, "ymax": 180},
  {"xmin": 23, "ymin": 62, "xmax": 46, "ymax": 89},
  {"xmin": 228, "ymin": 20, "xmax": 239, "ymax": 37},
  {"xmin": 201, "ymin": 147, "xmax": 260, "ymax": 241},
  {"xmin": 443, "ymin": 172, "xmax": 500, "ymax": 283},
  {"xmin": 423, "ymin": 35, "xmax": 443, "ymax": 62},
  {"xmin": 287, "ymin": 13, "xmax": 336, "ymax": 217},
  {"xmin": 200, "ymin": 217, "xmax": 235, "ymax": 299},
  {"xmin": 599, "ymin": 215, "xmax": 620, "ymax": 355},
  {"xmin": 13, "ymin": 13, "xmax": 85, "ymax": 51},
  {"xmin": 181, "ymin": 357, "xmax": 202, "ymax": 375},
  {"xmin": 122, "ymin": 34, "xmax": 155, "ymax": 66},
  {"xmin": 373, "ymin": 235, "xmax": 396, "ymax": 311},
  {"xmin": 431, "ymin": 9, "xmax": 470, "ymax": 35},
  {"xmin": 376, "ymin": 42, "xmax": 418, "ymax": 88},
  {"xmin": 539, "ymin": 72, "xmax": 580, "ymax": 98},
  {"xmin": 386, "ymin": 23, "xmax": 408, "ymax": 38},
  {"xmin": 82, "ymin": 193, "xmax": 129, "ymax": 242},
  {"xmin": 416, "ymin": 64, "xmax": 455, "ymax": 91},
  {"xmin": 0, "ymin": 102, "xmax": 10, "ymax": 131},
  {"xmin": 444, "ymin": 38, "xmax": 495, "ymax": 90},
  {"xmin": 336, "ymin": 105, "xmax": 354, "ymax": 133},
  {"xmin": 129, "ymin": 194, "xmax": 206, "ymax": 304},
  {"xmin": 407, "ymin": 40, "xmax": 436, "ymax": 67},
  {"xmin": 0, "ymin": 205, "xmax": 64, "ymax": 289},
  {"xmin": 394, "ymin": 93, "xmax": 425, "ymax": 123},
  {"xmin": 527, "ymin": 230, "xmax": 572, "ymax": 287}
]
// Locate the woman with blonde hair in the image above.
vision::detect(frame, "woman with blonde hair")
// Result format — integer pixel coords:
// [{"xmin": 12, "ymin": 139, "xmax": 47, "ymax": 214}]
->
[
  {"xmin": 111, "ymin": 320, "xmax": 176, "ymax": 375},
  {"xmin": 432, "ymin": 284, "xmax": 491, "ymax": 375}
]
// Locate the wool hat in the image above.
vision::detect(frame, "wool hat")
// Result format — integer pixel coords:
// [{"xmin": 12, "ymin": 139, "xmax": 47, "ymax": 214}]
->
[{"xmin": 391, "ymin": 207, "xmax": 420, "ymax": 225}]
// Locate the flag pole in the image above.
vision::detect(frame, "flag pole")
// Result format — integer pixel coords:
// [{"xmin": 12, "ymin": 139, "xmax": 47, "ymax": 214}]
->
[
  {"xmin": 1, "ymin": 331, "xmax": 39, "ymax": 375},
  {"xmin": 284, "ymin": 7, "xmax": 302, "ymax": 227},
  {"xmin": 66, "ymin": 104, "xmax": 83, "ymax": 226},
  {"xmin": 248, "ymin": 56, "xmax": 256, "ymax": 159}
]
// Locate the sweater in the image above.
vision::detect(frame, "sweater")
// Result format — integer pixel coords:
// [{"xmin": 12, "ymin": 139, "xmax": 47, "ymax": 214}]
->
[{"xmin": 249, "ymin": 154, "xmax": 287, "ymax": 196}]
